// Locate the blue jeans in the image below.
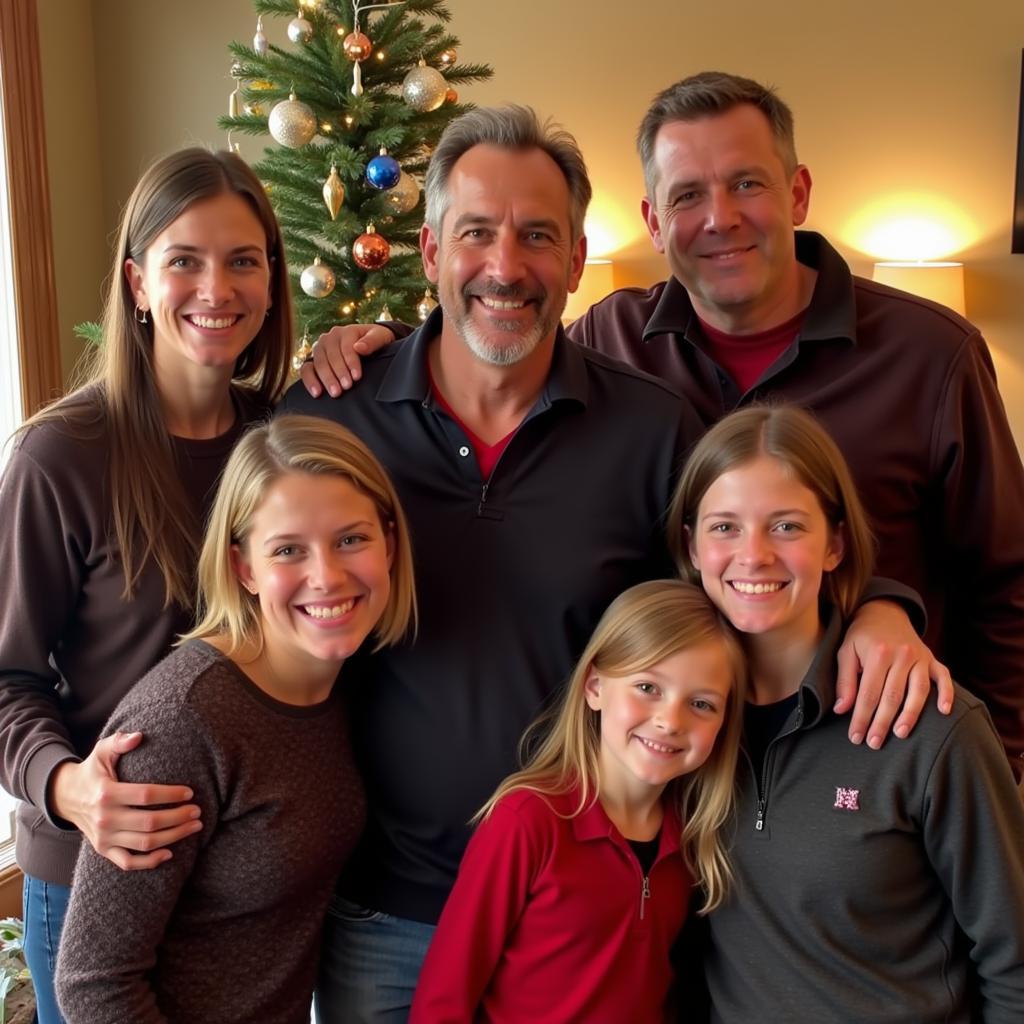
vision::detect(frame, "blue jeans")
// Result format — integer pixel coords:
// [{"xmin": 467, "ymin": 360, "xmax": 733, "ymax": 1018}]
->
[
  {"xmin": 22, "ymin": 874, "xmax": 70, "ymax": 1024},
  {"xmin": 315, "ymin": 895, "xmax": 435, "ymax": 1024}
]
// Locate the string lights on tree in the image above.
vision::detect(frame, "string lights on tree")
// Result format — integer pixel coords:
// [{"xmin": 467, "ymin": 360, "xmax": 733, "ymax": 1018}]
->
[{"xmin": 220, "ymin": 0, "xmax": 492, "ymax": 365}]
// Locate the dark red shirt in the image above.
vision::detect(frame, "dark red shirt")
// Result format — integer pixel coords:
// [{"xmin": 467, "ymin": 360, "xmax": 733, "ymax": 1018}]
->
[
  {"xmin": 411, "ymin": 787, "xmax": 690, "ymax": 1023},
  {"xmin": 428, "ymin": 367, "xmax": 515, "ymax": 480},
  {"xmin": 697, "ymin": 309, "xmax": 804, "ymax": 394}
]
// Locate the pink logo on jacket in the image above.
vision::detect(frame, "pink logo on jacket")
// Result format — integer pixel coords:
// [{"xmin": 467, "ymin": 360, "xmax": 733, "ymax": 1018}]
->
[{"xmin": 834, "ymin": 787, "xmax": 860, "ymax": 810}]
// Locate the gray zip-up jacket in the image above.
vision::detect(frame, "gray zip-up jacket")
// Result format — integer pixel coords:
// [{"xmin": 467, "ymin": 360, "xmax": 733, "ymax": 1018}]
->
[{"xmin": 706, "ymin": 610, "xmax": 1024, "ymax": 1023}]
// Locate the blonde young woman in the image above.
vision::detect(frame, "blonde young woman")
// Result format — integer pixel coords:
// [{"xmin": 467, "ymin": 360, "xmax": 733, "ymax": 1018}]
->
[
  {"xmin": 411, "ymin": 580, "xmax": 746, "ymax": 1024},
  {"xmin": 54, "ymin": 415, "xmax": 416, "ymax": 1023},
  {"xmin": 0, "ymin": 148, "xmax": 292, "ymax": 1022}
]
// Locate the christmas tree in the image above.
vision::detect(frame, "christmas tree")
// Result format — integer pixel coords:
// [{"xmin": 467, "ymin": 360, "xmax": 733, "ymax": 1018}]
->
[{"xmin": 221, "ymin": 0, "xmax": 493, "ymax": 363}]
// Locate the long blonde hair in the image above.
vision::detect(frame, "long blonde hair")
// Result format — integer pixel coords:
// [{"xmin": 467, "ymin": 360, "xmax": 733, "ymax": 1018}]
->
[
  {"xmin": 182, "ymin": 415, "xmax": 417, "ymax": 654},
  {"xmin": 19, "ymin": 148, "xmax": 293, "ymax": 609},
  {"xmin": 479, "ymin": 579, "xmax": 746, "ymax": 912},
  {"xmin": 669, "ymin": 405, "xmax": 874, "ymax": 619}
]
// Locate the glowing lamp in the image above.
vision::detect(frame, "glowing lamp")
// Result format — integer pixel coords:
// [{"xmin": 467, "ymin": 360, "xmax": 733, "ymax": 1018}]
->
[{"xmin": 872, "ymin": 261, "xmax": 965, "ymax": 317}]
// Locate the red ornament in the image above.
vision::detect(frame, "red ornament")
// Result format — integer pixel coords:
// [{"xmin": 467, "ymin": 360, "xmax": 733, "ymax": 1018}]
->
[
  {"xmin": 353, "ymin": 225, "xmax": 391, "ymax": 270},
  {"xmin": 343, "ymin": 31, "xmax": 372, "ymax": 61},
  {"xmin": 445, "ymin": 87, "xmax": 458, "ymax": 104}
]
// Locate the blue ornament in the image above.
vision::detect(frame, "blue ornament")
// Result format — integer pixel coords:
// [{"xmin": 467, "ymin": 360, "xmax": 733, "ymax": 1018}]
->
[{"xmin": 366, "ymin": 151, "xmax": 401, "ymax": 190}]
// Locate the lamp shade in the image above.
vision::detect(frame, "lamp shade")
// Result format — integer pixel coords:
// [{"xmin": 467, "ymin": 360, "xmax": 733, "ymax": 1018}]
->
[
  {"xmin": 563, "ymin": 260, "xmax": 615, "ymax": 322},
  {"xmin": 872, "ymin": 261, "xmax": 965, "ymax": 316}
]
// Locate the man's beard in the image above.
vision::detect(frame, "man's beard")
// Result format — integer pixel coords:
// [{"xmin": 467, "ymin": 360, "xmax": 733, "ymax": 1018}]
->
[{"xmin": 447, "ymin": 281, "xmax": 563, "ymax": 367}]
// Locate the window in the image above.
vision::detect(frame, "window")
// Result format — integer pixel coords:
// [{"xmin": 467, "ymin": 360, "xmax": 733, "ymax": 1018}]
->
[{"xmin": 0, "ymin": 0, "xmax": 64, "ymax": 871}]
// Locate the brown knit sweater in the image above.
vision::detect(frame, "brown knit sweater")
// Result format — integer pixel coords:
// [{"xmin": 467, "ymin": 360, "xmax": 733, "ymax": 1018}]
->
[
  {"xmin": 0, "ymin": 388, "xmax": 269, "ymax": 884},
  {"xmin": 55, "ymin": 640, "xmax": 365, "ymax": 1024}
]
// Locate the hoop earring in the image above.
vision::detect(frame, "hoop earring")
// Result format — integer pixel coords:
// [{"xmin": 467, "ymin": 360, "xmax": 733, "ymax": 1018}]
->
[{"xmin": 134, "ymin": 305, "xmax": 149, "ymax": 324}]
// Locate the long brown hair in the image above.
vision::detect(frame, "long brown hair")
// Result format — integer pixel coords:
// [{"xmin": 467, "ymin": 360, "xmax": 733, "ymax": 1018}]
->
[
  {"xmin": 669, "ymin": 404, "xmax": 874, "ymax": 620},
  {"xmin": 21, "ymin": 148, "xmax": 293, "ymax": 608},
  {"xmin": 478, "ymin": 580, "xmax": 747, "ymax": 912}
]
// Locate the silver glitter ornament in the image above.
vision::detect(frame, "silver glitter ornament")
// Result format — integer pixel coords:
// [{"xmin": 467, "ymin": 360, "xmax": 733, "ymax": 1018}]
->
[
  {"xmin": 384, "ymin": 171, "xmax": 420, "ymax": 215},
  {"xmin": 268, "ymin": 92, "xmax": 317, "ymax": 148},
  {"xmin": 402, "ymin": 60, "xmax": 446, "ymax": 112}
]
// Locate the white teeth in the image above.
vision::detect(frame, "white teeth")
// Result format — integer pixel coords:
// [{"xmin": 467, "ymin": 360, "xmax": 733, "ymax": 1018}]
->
[
  {"xmin": 731, "ymin": 581, "xmax": 784, "ymax": 595},
  {"xmin": 304, "ymin": 599, "xmax": 355, "ymax": 620},
  {"xmin": 188, "ymin": 315, "xmax": 239, "ymax": 329},
  {"xmin": 479, "ymin": 297, "xmax": 525, "ymax": 310},
  {"xmin": 637, "ymin": 736, "xmax": 679, "ymax": 754}
]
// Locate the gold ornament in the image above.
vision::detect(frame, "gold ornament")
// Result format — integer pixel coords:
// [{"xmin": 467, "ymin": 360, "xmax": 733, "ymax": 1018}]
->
[
  {"xmin": 291, "ymin": 330, "xmax": 314, "ymax": 372},
  {"xmin": 322, "ymin": 165, "xmax": 345, "ymax": 220},
  {"xmin": 230, "ymin": 60, "xmax": 245, "ymax": 80},
  {"xmin": 243, "ymin": 100, "xmax": 265, "ymax": 117},
  {"xmin": 343, "ymin": 31, "xmax": 372, "ymax": 60},
  {"xmin": 402, "ymin": 59, "xmax": 446, "ymax": 112},
  {"xmin": 376, "ymin": 304, "xmax": 393, "ymax": 322},
  {"xmin": 250, "ymin": 79, "xmax": 275, "ymax": 91},
  {"xmin": 352, "ymin": 224, "xmax": 391, "ymax": 270},
  {"xmin": 384, "ymin": 170, "xmax": 420, "ymax": 215},
  {"xmin": 268, "ymin": 92, "xmax": 317, "ymax": 148},
  {"xmin": 416, "ymin": 288, "xmax": 439, "ymax": 321},
  {"xmin": 445, "ymin": 87, "xmax": 458, "ymax": 104},
  {"xmin": 300, "ymin": 256, "xmax": 337, "ymax": 298},
  {"xmin": 438, "ymin": 48, "xmax": 458, "ymax": 66}
]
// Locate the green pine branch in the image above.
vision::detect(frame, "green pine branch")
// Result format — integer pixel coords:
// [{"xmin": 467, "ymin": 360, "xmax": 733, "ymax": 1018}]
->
[{"xmin": 221, "ymin": 0, "xmax": 492, "ymax": 337}]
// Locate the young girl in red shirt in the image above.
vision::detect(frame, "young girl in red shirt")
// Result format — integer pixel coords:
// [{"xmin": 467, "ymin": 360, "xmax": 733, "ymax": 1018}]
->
[{"xmin": 411, "ymin": 579, "xmax": 746, "ymax": 1023}]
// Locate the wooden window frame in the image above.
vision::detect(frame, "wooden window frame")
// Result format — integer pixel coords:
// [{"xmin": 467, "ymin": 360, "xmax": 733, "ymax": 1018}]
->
[{"xmin": 0, "ymin": 0, "xmax": 63, "ymax": 417}]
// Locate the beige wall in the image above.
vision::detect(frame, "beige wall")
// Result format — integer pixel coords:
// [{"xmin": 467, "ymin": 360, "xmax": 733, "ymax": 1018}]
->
[
  {"xmin": 40, "ymin": 0, "xmax": 1024, "ymax": 447},
  {"xmin": 37, "ymin": 0, "xmax": 107, "ymax": 384}
]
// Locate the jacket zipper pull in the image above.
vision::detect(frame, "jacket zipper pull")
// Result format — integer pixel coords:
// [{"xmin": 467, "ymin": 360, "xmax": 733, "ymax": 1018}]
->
[
  {"xmin": 640, "ymin": 875, "xmax": 651, "ymax": 920},
  {"xmin": 477, "ymin": 481, "xmax": 489, "ymax": 516},
  {"xmin": 756, "ymin": 800, "xmax": 765, "ymax": 831}
]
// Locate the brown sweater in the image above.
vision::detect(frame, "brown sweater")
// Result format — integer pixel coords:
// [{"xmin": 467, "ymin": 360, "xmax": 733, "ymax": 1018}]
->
[
  {"xmin": 0, "ymin": 389, "xmax": 269, "ymax": 883},
  {"xmin": 55, "ymin": 640, "xmax": 365, "ymax": 1024}
]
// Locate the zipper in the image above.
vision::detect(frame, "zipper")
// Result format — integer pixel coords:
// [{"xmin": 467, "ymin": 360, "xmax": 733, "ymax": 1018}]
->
[
  {"xmin": 640, "ymin": 874, "xmax": 651, "ymax": 920},
  {"xmin": 752, "ymin": 706, "xmax": 803, "ymax": 832},
  {"xmin": 477, "ymin": 481, "xmax": 489, "ymax": 516}
]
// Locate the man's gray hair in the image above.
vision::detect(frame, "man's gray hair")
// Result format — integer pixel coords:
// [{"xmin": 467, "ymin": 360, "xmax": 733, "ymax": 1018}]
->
[
  {"xmin": 636, "ymin": 71, "xmax": 798, "ymax": 200},
  {"xmin": 424, "ymin": 104, "xmax": 592, "ymax": 243}
]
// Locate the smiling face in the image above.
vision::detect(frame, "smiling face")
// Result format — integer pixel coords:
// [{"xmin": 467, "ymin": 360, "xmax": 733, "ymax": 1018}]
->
[
  {"xmin": 231, "ymin": 471, "xmax": 394, "ymax": 676},
  {"xmin": 420, "ymin": 144, "xmax": 586, "ymax": 367},
  {"xmin": 689, "ymin": 455, "xmax": 844, "ymax": 649},
  {"xmin": 126, "ymin": 191, "xmax": 272, "ymax": 389},
  {"xmin": 641, "ymin": 105, "xmax": 812, "ymax": 333},
  {"xmin": 585, "ymin": 640, "xmax": 734, "ymax": 803}
]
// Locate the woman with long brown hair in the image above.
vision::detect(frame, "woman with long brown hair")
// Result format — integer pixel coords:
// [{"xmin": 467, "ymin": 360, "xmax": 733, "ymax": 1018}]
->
[{"xmin": 0, "ymin": 147, "xmax": 292, "ymax": 1022}]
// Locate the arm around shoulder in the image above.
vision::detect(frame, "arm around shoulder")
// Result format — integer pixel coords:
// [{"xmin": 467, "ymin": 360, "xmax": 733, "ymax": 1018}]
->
[{"xmin": 55, "ymin": 698, "xmax": 217, "ymax": 1024}]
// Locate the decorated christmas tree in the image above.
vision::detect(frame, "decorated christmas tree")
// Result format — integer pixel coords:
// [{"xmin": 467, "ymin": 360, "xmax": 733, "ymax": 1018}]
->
[{"xmin": 221, "ymin": 0, "xmax": 493, "ymax": 365}]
